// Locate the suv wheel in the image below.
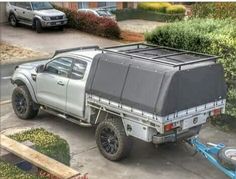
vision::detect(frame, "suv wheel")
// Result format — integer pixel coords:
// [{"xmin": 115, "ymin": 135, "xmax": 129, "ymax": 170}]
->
[
  {"xmin": 35, "ymin": 19, "xmax": 43, "ymax": 33},
  {"xmin": 95, "ymin": 117, "xmax": 132, "ymax": 161},
  {"xmin": 9, "ymin": 14, "xmax": 18, "ymax": 27},
  {"xmin": 58, "ymin": 26, "xmax": 64, "ymax": 31},
  {"xmin": 12, "ymin": 86, "xmax": 39, "ymax": 120}
]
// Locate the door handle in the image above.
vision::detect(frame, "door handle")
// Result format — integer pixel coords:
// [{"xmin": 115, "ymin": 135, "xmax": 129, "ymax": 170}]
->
[
  {"xmin": 23, "ymin": 11, "xmax": 25, "ymax": 14},
  {"xmin": 57, "ymin": 81, "xmax": 64, "ymax": 86}
]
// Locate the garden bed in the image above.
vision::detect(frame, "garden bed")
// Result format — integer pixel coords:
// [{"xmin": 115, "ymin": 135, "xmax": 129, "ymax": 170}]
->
[
  {"xmin": 0, "ymin": 160, "xmax": 45, "ymax": 179},
  {"xmin": 0, "ymin": 43, "xmax": 47, "ymax": 64},
  {"xmin": 1, "ymin": 128, "xmax": 70, "ymax": 178}
]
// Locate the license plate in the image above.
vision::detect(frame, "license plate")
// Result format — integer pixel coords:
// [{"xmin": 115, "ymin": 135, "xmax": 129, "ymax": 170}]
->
[
  {"xmin": 56, "ymin": 22, "xmax": 61, "ymax": 25},
  {"xmin": 182, "ymin": 114, "xmax": 206, "ymax": 130}
]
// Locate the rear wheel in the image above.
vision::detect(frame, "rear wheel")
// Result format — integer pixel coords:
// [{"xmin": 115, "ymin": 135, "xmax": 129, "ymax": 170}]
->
[
  {"xmin": 95, "ymin": 118, "xmax": 132, "ymax": 161},
  {"xmin": 35, "ymin": 19, "xmax": 43, "ymax": 33},
  {"xmin": 218, "ymin": 147, "xmax": 236, "ymax": 170},
  {"xmin": 12, "ymin": 86, "xmax": 39, "ymax": 120},
  {"xmin": 9, "ymin": 14, "xmax": 18, "ymax": 27}
]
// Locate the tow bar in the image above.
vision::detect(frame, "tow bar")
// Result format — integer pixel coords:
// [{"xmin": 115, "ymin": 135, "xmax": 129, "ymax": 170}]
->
[{"xmin": 188, "ymin": 136, "xmax": 236, "ymax": 179}]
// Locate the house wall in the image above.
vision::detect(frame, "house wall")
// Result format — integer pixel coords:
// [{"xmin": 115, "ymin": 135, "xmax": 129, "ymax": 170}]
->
[
  {"xmin": 0, "ymin": 2, "xmax": 7, "ymax": 23},
  {"xmin": 55, "ymin": 2, "xmax": 137, "ymax": 10}
]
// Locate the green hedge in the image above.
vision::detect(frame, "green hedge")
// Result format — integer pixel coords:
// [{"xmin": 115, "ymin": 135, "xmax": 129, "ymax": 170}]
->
[
  {"xmin": 0, "ymin": 160, "xmax": 45, "ymax": 179},
  {"xmin": 192, "ymin": 2, "xmax": 236, "ymax": 19},
  {"xmin": 113, "ymin": 9, "xmax": 185, "ymax": 22},
  {"xmin": 9, "ymin": 128, "xmax": 70, "ymax": 166},
  {"xmin": 145, "ymin": 18, "xmax": 236, "ymax": 119},
  {"xmin": 166, "ymin": 5, "xmax": 186, "ymax": 14},
  {"xmin": 137, "ymin": 2, "xmax": 172, "ymax": 13},
  {"xmin": 137, "ymin": 2, "xmax": 186, "ymax": 15}
]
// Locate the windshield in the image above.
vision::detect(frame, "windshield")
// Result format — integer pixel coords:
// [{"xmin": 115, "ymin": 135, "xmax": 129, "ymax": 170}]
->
[
  {"xmin": 96, "ymin": 10, "xmax": 112, "ymax": 16},
  {"xmin": 31, "ymin": 2, "xmax": 53, "ymax": 10}
]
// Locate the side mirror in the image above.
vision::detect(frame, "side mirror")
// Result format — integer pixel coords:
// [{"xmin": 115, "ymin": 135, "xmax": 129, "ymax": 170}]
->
[{"xmin": 36, "ymin": 64, "xmax": 45, "ymax": 73}]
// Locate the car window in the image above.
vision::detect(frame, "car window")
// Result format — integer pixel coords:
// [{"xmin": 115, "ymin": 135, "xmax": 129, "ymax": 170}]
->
[
  {"xmin": 71, "ymin": 60, "xmax": 87, "ymax": 80},
  {"xmin": 96, "ymin": 10, "xmax": 112, "ymax": 16},
  {"xmin": 31, "ymin": 2, "xmax": 53, "ymax": 10},
  {"xmin": 9, "ymin": 2, "xmax": 16, "ymax": 6},
  {"xmin": 15, "ymin": 2, "xmax": 31, "ymax": 9},
  {"xmin": 45, "ymin": 57, "xmax": 73, "ymax": 78}
]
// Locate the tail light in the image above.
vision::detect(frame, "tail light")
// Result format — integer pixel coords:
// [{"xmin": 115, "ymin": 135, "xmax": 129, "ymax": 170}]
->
[
  {"xmin": 164, "ymin": 123, "xmax": 174, "ymax": 132},
  {"xmin": 212, "ymin": 108, "xmax": 221, "ymax": 117}
]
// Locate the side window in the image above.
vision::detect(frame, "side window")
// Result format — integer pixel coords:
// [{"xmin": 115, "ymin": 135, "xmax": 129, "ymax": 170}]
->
[
  {"xmin": 71, "ymin": 60, "xmax": 87, "ymax": 80},
  {"xmin": 45, "ymin": 57, "xmax": 73, "ymax": 77},
  {"xmin": 15, "ymin": 2, "xmax": 31, "ymax": 9},
  {"xmin": 9, "ymin": 2, "xmax": 16, "ymax": 6}
]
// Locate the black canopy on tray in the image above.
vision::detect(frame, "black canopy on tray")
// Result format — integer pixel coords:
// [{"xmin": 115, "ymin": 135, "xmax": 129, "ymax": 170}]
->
[{"xmin": 86, "ymin": 44, "xmax": 227, "ymax": 116}]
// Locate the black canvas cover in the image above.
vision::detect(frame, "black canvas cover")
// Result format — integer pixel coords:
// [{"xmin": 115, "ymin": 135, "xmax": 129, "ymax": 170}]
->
[{"xmin": 86, "ymin": 53, "xmax": 227, "ymax": 116}]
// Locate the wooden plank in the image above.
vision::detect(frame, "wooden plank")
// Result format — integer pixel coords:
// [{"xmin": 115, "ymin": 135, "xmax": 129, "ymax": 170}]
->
[{"xmin": 0, "ymin": 134, "xmax": 80, "ymax": 179}]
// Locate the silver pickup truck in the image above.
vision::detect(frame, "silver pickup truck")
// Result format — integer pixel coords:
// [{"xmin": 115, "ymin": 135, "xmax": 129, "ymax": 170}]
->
[{"xmin": 11, "ymin": 43, "xmax": 227, "ymax": 161}]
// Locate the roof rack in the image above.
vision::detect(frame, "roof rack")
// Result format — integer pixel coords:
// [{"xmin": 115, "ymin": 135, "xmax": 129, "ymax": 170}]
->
[
  {"xmin": 102, "ymin": 43, "xmax": 218, "ymax": 70},
  {"xmin": 53, "ymin": 45, "xmax": 99, "ymax": 57}
]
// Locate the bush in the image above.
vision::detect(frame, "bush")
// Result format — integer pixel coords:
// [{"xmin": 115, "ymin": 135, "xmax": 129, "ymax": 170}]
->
[
  {"xmin": 145, "ymin": 18, "xmax": 236, "ymax": 119},
  {"xmin": 0, "ymin": 160, "xmax": 45, "ymax": 179},
  {"xmin": 138, "ymin": 2, "xmax": 171, "ymax": 13},
  {"xmin": 114, "ymin": 9, "xmax": 185, "ymax": 22},
  {"xmin": 54, "ymin": 5, "xmax": 120, "ymax": 39},
  {"xmin": 9, "ymin": 128, "xmax": 70, "ymax": 166},
  {"xmin": 166, "ymin": 5, "xmax": 186, "ymax": 14},
  {"xmin": 53, "ymin": 5, "xmax": 79, "ymax": 28},
  {"xmin": 191, "ymin": 2, "xmax": 236, "ymax": 19},
  {"xmin": 77, "ymin": 12, "xmax": 120, "ymax": 39},
  {"xmin": 137, "ymin": 2, "xmax": 186, "ymax": 15}
]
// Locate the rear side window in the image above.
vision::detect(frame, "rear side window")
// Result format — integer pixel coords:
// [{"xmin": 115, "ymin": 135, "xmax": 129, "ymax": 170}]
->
[
  {"xmin": 9, "ymin": 2, "xmax": 16, "ymax": 6},
  {"xmin": 15, "ymin": 2, "xmax": 31, "ymax": 9},
  {"xmin": 71, "ymin": 60, "xmax": 87, "ymax": 80},
  {"xmin": 45, "ymin": 57, "xmax": 73, "ymax": 77}
]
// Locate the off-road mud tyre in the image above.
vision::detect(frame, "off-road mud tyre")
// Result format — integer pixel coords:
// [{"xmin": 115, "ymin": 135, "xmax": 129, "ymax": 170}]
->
[
  {"xmin": 218, "ymin": 147, "xmax": 236, "ymax": 170},
  {"xmin": 95, "ymin": 118, "xmax": 132, "ymax": 161},
  {"xmin": 35, "ymin": 19, "xmax": 43, "ymax": 33},
  {"xmin": 9, "ymin": 14, "xmax": 18, "ymax": 27},
  {"xmin": 12, "ymin": 86, "xmax": 39, "ymax": 120}
]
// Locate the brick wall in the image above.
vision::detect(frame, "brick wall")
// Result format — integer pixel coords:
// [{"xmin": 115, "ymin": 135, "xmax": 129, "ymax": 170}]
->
[
  {"xmin": 89, "ymin": 2, "xmax": 97, "ymax": 8},
  {"xmin": 55, "ymin": 2, "xmax": 137, "ymax": 10}
]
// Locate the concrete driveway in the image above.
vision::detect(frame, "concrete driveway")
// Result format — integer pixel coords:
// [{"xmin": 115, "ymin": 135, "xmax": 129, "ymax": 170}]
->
[
  {"xmin": 1, "ymin": 103, "xmax": 235, "ymax": 179},
  {"xmin": 0, "ymin": 24, "xmax": 120, "ymax": 54},
  {"xmin": 118, "ymin": 20, "xmax": 167, "ymax": 34}
]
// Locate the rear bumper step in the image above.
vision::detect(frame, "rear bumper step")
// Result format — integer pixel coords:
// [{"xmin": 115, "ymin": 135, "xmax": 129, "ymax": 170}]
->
[{"xmin": 152, "ymin": 126, "xmax": 201, "ymax": 144}]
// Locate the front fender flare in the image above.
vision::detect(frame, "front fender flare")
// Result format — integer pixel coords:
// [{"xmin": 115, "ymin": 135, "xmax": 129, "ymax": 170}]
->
[{"xmin": 12, "ymin": 73, "xmax": 38, "ymax": 103}]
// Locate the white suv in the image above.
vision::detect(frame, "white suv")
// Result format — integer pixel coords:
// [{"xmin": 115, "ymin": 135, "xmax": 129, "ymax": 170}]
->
[{"xmin": 6, "ymin": 2, "xmax": 67, "ymax": 33}]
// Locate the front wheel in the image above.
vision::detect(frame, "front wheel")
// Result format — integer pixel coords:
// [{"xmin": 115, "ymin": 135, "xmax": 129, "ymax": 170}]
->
[
  {"xmin": 58, "ymin": 26, "xmax": 64, "ymax": 31},
  {"xmin": 9, "ymin": 14, "xmax": 18, "ymax": 27},
  {"xmin": 95, "ymin": 118, "xmax": 132, "ymax": 161},
  {"xmin": 12, "ymin": 86, "xmax": 39, "ymax": 120},
  {"xmin": 35, "ymin": 19, "xmax": 43, "ymax": 33}
]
